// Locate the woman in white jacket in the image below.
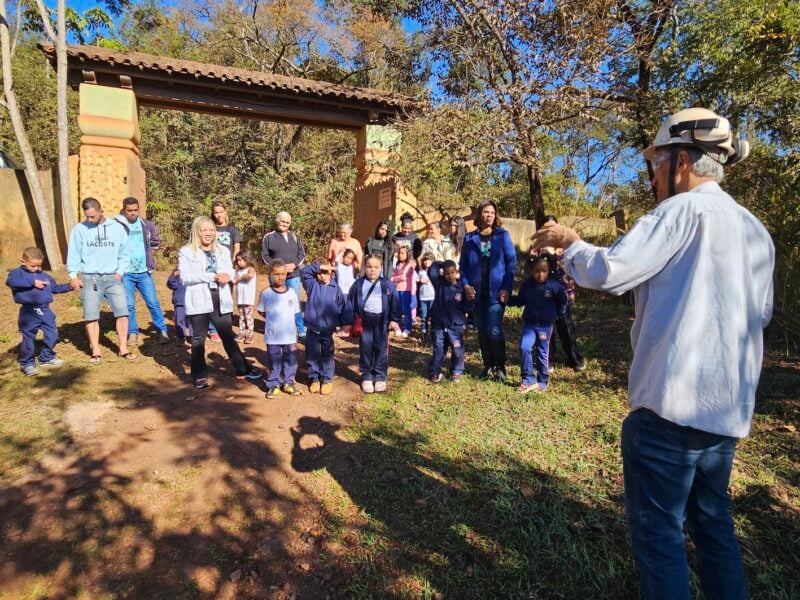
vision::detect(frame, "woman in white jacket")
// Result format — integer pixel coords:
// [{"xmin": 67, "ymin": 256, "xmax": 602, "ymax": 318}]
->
[{"xmin": 179, "ymin": 217, "xmax": 262, "ymax": 388}]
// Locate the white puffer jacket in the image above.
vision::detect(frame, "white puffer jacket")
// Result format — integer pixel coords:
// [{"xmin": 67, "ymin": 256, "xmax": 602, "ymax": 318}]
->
[{"xmin": 178, "ymin": 244, "xmax": 235, "ymax": 316}]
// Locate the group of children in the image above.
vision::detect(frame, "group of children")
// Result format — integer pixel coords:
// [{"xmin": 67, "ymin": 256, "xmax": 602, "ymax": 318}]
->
[{"xmin": 7, "ymin": 242, "xmax": 573, "ymax": 397}]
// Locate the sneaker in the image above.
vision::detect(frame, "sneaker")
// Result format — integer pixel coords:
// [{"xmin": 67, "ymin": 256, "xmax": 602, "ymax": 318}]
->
[
  {"xmin": 127, "ymin": 333, "xmax": 138, "ymax": 347},
  {"xmin": 320, "ymin": 382, "xmax": 333, "ymax": 395},
  {"xmin": 158, "ymin": 330, "xmax": 170, "ymax": 344},
  {"xmin": 374, "ymin": 381, "xmax": 387, "ymax": 393},
  {"xmin": 39, "ymin": 357, "xmax": 64, "ymax": 368},
  {"xmin": 430, "ymin": 373, "xmax": 443, "ymax": 383},
  {"xmin": 282, "ymin": 383, "xmax": 299, "ymax": 395},
  {"xmin": 495, "ymin": 369, "xmax": 507, "ymax": 384},
  {"xmin": 243, "ymin": 370, "xmax": 264, "ymax": 381},
  {"xmin": 209, "ymin": 332, "xmax": 221, "ymax": 343},
  {"xmin": 361, "ymin": 380, "xmax": 375, "ymax": 394},
  {"xmin": 21, "ymin": 364, "xmax": 38, "ymax": 376},
  {"xmin": 309, "ymin": 381, "xmax": 321, "ymax": 394},
  {"xmin": 194, "ymin": 377, "xmax": 210, "ymax": 389},
  {"xmin": 450, "ymin": 374, "xmax": 462, "ymax": 384},
  {"xmin": 266, "ymin": 387, "xmax": 280, "ymax": 399},
  {"xmin": 478, "ymin": 368, "xmax": 494, "ymax": 380},
  {"xmin": 517, "ymin": 382, "xmax": 540, "ymax": 394},
  {"xmin": 574, "ymin": 362, "xmax": 587, "ymax": 372}
]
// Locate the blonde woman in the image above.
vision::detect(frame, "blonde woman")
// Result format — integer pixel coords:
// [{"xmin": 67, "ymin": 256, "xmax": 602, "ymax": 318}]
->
[{"xmin": 179, "ymin": 216, "xmax": 263, "ymax": 389}]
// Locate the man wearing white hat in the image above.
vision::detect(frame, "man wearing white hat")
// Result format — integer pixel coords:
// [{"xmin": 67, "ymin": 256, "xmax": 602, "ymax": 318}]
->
[{"xmin": 532, "ymin": 108, "xmax": 774, "ymax": 599}]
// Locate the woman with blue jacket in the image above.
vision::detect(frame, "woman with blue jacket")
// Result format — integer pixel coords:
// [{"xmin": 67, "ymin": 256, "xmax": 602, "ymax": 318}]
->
[{"xmin": 459, "ymin": 200, "xmax": 517, "ymax": 382}]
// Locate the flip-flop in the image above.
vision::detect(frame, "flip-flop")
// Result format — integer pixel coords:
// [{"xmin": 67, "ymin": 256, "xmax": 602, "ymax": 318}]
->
[
  {"xmin": 118, "ymin": 352, "xmax": 137, "ymax": 361},
  {"xmin": 88, "ymin": 355, "xmax": 102, "ymax": 365}
]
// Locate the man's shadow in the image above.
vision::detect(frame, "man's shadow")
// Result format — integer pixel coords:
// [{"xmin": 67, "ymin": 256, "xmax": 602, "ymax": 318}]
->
[{"xmin": 289, "ymin": 416, "xmax": 637, "ymax": 598}]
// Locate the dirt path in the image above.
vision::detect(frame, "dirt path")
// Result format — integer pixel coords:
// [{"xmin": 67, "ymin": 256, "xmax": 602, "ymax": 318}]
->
[{"xmin": 0, "ymin": 273, "xmax": 372, "ymax": 599}]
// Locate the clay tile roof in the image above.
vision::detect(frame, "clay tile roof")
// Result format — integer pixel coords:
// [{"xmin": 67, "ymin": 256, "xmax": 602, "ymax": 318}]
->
[{"xmin": 40, "ymin": 44, "xmax": 422, "ymax": 113}]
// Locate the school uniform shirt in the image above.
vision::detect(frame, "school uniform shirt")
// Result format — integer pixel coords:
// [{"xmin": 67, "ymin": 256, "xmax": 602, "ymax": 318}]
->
[
  {"xmin": 563, "ymin": 181, "xmax": 774, "ymax": 438},
  {"xmin": 6, "ymin": 267, "xmax": 72, "ymax": 305},
  {"xmin": 300, "ymin": 262, "xmax": 346, "ymax": 331},
  {"xmin": 509, "ymin": 278, "xmax": 568, "ymax": 326},
  {"xmin": 417, "ymin": 269, "xmax": 435, "ymax": 302},
  {"xmin": 428, "ymin": 263, "xmax": 472, "ymax": 329},
  {"xmin": 336, "ymin": 263, "xmax": 356, "ymax": 295},
  {"xmin": 258, "ymin": 287, "xmax": 300, "ymax": 345}
]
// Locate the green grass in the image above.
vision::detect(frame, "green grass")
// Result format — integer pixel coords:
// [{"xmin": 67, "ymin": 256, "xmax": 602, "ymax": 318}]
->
[{"xmin": 293, "ymin": 300, "xmax": 800, "ymax": 599}]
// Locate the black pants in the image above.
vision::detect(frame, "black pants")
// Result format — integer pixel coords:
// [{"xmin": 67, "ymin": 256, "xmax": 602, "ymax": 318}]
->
[
  {"xmin": 550, "ymin": 304, "xmax": 584, "ymax": 368},
  {"xmin": 189, "ymin": 289, "xmax": 249, "ymax": 379}
]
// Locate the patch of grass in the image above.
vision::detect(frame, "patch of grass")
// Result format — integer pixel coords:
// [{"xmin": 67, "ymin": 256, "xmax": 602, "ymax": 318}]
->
[{"xmin": 296, "ymin": 300, "xmax": 800, "ymax": 599}]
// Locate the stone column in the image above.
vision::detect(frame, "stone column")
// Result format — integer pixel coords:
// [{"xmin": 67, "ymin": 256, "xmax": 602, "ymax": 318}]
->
[
  {"xmin": 353, "ymin": 124, "xmax": 419, "ymax": 245},
  {"xmin": 77, "ymin": 84, "xmax": 146, "ymax": 212}
]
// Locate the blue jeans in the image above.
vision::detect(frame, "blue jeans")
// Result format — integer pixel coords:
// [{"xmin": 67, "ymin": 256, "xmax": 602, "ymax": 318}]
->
[
  {"xmin": 286, "ymin": 276, "xmax": 305, "ymax": 336},
  {"xmin": 622, "ymin": 408, "xmax": 746, "ymax": 600},
  {"xmin": 122, "ymin": 272, "xmax": 166, "ymax": 334},
  {"xmin": 520, "ymin": 323, "xmax": 552, "ymax": 387},
  {"xmin": 473, "ymin": 300, "xmax": 505, "ymax": 338},
  {"xmin": 418, "ymin": 299, "xmax": 433, "ymax": 333},
  {"xmin": 429, "ymin": 326, "xmax": 465, "ymax": 376}
]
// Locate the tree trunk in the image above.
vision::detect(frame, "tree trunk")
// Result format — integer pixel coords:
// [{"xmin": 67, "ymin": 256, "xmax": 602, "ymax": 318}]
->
[
  {"xmin": 527, "ymin": 164, "xmax": 545, "ymax": 229},
  {"xmin": 56, "ymin": 0, "xmax": 75, "ymax": 232},
  {"xmin": 0, "ymin": 0, "xmax": 63, "ymax": 268}
]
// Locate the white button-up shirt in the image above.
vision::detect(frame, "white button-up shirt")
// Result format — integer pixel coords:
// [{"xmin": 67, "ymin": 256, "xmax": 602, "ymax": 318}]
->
[{"xmin": 563, "ymin": 181, "xmax": 774, "ymax": 437}]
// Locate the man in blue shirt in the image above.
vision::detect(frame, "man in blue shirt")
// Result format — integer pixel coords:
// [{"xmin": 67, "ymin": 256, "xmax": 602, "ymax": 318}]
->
[
  {"xmin": 67, "ymin": 197, "xmax": 135, "ymax": 363},
  {"xmin": 116, "ymin": 197, "xmax": 169, "ymax": 347}
]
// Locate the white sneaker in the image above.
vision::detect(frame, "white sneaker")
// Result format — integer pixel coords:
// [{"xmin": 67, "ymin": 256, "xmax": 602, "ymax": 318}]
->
[
  {"xmin": 39, "ymin": 357, "xmax": 64, "ymax": 368},
  {"xmin": 374, "ymin": 381, "xmax": 387, "ymax": 392},
  {"xmin": 361, "ymin": 380, "xmax": 375, "ymax": 393}
]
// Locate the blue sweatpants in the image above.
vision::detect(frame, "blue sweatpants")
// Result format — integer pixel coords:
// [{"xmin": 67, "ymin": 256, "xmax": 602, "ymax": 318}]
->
[
  {"xmin": 18, "ymin": 306, "xmax": 59, "ymax": 367},
  {"xmin": 520, "ymin": 323, "xmax": 553, "ymax": 387},
  {"xmin": 359, "ymin": 312, "xmax": 389, "ymax": 382},
  {"xmin": 429, "ymin": 325, "xmax": 465, "ymax": 376},
  {"xmin": 306, "ymin": 329, "xmax": 335, "ymax": 383},
  {"xmin": 267, "ymin": 344, "xmax": 298, "ymax": 388}
]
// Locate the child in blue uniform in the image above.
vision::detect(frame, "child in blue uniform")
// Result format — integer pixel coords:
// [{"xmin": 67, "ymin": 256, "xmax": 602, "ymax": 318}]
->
[
  {"xmin": 258, "ymin": 259, "xmax": 301, "ymax": 398},
  {"xmin": 301, "ymin": 260, "xmax": 346, "ymax": 395},
  {"xmin": 167, "ymin": 267, "xmax": 191, "ymax": 344},
  {"xmin": 510, "ymin": 255, "xmax": 568, "ymax": 393},
  {"xmin": 428, "ymin": 260, "xmax": 473, "ymax": 383},
  {"xmin": 5, "ymin": 247, "xmax": 75, "ymax": 375},
  {"xmin": 342, "ymin": 255, "xmax": 402, "ymax": 394}
]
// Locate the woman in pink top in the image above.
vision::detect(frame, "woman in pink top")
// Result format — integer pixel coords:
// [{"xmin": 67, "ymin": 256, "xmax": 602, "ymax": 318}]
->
[
  {"xmin": 391, "ymin": 245, "xmax": 417, "ymax": 336},
  {"xmin": 327, "ymin": 223, "xmax": 363, "ymax": 272}
]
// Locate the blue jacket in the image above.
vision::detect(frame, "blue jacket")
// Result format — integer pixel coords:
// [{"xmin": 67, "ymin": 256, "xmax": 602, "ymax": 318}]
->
[
  {"xmin": 166, "ymin": 271, "xmax": 186, "ymax": 306},
  {"xmin": 429, "ymin": 262, "xmax": 473, "ymax": 329},
  {"xmin": 509, "ymin": 277, "xmax": 568, "ymax": 326},
  {"xmin": 6, "ymin": 267, "xmax": 72, "ymax": 306},
  {"xmin": 459, "ymin": 226, "xmax": 516, "ymax": 305},
  {"xmin": 342, "ymin": 276, "xmax": 403, "ymax": 331},
  {"xmin": 301, "ymin": 262, "xmax": 346, "ymax": 332},
  {"xmin": 116, "ymin": 215, "xmax": 161, "ymax": 273}
]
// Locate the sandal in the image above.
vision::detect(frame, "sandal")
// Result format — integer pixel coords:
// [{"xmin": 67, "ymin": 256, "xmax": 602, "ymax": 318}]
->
[
  {"xmin": 118, "ymin": 352, "xmax": 137, "ymax": 361},
  {"xmin": 88, "ymin": 355, "xmax": 102, "ymax": 365}
]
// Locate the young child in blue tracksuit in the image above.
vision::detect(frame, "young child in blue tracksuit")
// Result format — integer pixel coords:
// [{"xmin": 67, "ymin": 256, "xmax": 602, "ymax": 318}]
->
[
  {"xmin": 301, "ymin": 260, "xmax": 345, "ymax": 396},
  {"xmin": 510, "ymin": 254, "xmax": 568, "ymax": 393},
  {"xmin": 5, "ymin": 247, "xmax": 75, "ymax": 376},
  {"xmin": 342, "ymin": 255, "xmax": 402, "ymax": 394},
  {"xmin": 167, "ymin": 267, "xmax": 192, "ymax": 344},
  {"xmin": 427, "ymin": 260, "xmax": 473, "ymax": 383}
]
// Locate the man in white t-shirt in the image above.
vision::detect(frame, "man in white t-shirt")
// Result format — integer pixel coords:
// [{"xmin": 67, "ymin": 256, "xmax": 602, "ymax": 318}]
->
[
  {"xmin": 257, "ymin": 259, "xmax": 300, "ymax": 398},
  {"xmin": 532, "ymin": 108, "xmax": 774, "ymax": 600}
]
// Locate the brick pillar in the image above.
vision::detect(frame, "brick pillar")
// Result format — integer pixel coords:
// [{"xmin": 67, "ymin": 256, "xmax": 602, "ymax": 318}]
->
[
  {"xmin": 77, "ymin": 84, "xmax": 146, "ymax": 212},
  {"xmin": 353, "ymin": 125, "xmax": 419, "ymax": 245}
]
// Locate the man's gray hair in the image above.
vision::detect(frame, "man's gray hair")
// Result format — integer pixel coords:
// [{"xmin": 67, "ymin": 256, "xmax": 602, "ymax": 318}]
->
[
  {"xmin": 339, "ymin": 223, "xmax": 353, "ymax": 232},
  {"xmin": 276, "ymin": 211, "xmax": 292, "ymax": 223},
  {"xmin": 687, "ymin": 148, "xmax": 725, "ymax": 183}
]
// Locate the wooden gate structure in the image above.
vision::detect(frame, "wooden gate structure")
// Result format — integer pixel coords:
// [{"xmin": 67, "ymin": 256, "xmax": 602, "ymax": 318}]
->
[{"xmin": 39, "ymin": 44, "xmax": 423, "ymax": 245}]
